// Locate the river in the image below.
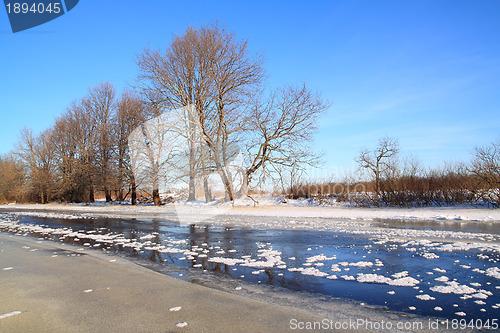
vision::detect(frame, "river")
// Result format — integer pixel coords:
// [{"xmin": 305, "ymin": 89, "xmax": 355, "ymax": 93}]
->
[{"xmin": 1, "ymin": 208, "xmax": 499, "ymax": 323}]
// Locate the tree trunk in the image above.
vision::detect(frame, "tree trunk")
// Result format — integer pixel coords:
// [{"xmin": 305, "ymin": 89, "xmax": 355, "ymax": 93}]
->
[
  {"xmin": 105, "ymin": 188, "xmax": 112, "ymax": 202},
  {"xmin": 220, "ymin": 171, "xmax": 234, "ymax": 202},
  {"xmin": 187, "ymin": 172, "xmax": 196, "ymax": 201},
  {"xmin": 117, "ymin": 188, "xmax": 124, "ymax": 202},
  {"xmin": 212, "ymin": 148, "xmax": 234, "ymax": 201},
  {"xmin": 203, "ymin": 176, "xmax": 212, "ymax": 202},
  {"xmin": 89, "ymin": 186, "xmax": 95, "ymax": 203},
  {"xmin": 152, "ymin": 188, "xmax": 161, "ymax": 206},
  {"xmin": 237, "ymin": 172, "xmax": 249, "ymax": 198},
  {"xmin": 131, "ymin": 181, "xmax": 137, "ymax": 205},
  {"xmin": 186, "ymin": 105, "xmax": 197, "ymax": 202},
  {"xmin": 116, "ymin": 152, "xmax": 124, "ymax": 201}
]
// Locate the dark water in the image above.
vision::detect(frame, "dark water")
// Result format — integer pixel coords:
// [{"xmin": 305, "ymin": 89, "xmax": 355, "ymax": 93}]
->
[{"xmin": 1, "ymin": 209, "xmax": 500, "ymax": 322}]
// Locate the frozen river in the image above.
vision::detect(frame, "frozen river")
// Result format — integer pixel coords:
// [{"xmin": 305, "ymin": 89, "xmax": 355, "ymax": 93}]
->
[{"xmin": 1, "ymin": 208, "xmax": 499, "ymax": 323}]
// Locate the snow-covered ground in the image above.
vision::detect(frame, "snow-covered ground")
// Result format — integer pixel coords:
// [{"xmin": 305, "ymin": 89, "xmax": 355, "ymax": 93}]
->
[{"xmin": 1, "ymin": 194, "xmax": 500, "ymax": 224}]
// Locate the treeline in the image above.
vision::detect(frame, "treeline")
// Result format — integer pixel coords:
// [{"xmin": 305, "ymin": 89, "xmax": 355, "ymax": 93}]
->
[
  {"xmin": 285, "ymin": 138, "xmax": 500, "ymax": 208},
  {"xmin": 0, "ymin": 84, "xmax": 147, "ymax": 204},
  {"xmin": 0, "ymin": 24, "xmax": 326, "ymax": 205}
]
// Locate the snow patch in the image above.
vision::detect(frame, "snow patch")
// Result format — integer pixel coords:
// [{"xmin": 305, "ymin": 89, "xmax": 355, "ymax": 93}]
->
[{"xmin": 169, "ymin": 306, "xmax": 182, "ymax": 312}]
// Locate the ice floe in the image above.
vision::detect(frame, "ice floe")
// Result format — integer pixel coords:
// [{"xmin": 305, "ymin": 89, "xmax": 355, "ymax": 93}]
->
[
  {"xmin": 415, "ymin": 294, "xmax": 435, "ymax": 301},
  {"xmin": 430, "ymin": 281, "xmax": 476, "ymax": 295}
]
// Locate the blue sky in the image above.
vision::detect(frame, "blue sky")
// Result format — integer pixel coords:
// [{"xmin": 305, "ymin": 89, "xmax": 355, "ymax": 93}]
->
[{"xmin": 1, "ymin": 1, "xmax": 499, "ymax": 178}]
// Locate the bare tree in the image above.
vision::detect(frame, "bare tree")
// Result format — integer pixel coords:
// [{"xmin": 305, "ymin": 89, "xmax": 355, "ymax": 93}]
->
[
  {"xmin": 51, "ymin": 112, "xmax": 83, "ymax": 202},
  {"xmin": 272, "ymin": 162, "xmax": 305, "ymax": 199},
  {"xmin": 136, "ymin": 23, "xmax": 264, "ymax": 202},
  {"xmin": 356, "ymin": 137, "xmax": 400, "ymax": 197},
  {"xmin": 128, "ymin": 108, "xmax": 187, "ymax": 205},
  {"xmin": 0, "ymin": 154, "xmax": 26, "ymax": 203},
  {"xmin": 197, "ymin": 24, "xmax": 264, "ymax": 201},
  {"xmin": 84, "ymin": 82, "xmax": 117, "ymax": 202},
  {"xmin": 137, "ymin": 27, "xmax": 207, "ymax": 201},
  {"xmin": 470, "ymin": 139, "xmax": 500, "ymax": 207},
  {"xmin": 16, "ymin": 128, "xmax": 56, "ymax": 203},
  {"xmin": 68, "ymin": 98, "xmax": 99, "ymax": 202},
  {"xmin": 116, "ymin": 91, "xmax": 146, "ymax": 204},
  {"xmin": 240, "ymin": 85, "xmax": 327, "ymax": 196}
]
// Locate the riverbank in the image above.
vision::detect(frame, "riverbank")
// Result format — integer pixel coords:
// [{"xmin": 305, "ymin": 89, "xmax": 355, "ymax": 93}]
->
[{"xmin": 1, "ymin": 201, "xmax": 499, "ymax": 223}]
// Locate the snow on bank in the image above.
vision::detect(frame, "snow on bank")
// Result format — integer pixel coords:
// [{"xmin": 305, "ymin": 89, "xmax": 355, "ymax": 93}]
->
[
  {"xmin": 2, "ymin": 210, "xmax": 93, "ymax": 220},
  {"xmin": 1, "ymin": 198, "xmax": 500, "ymax": 224},
  {"xmin": 0, "ymin": 311, "xmax": 22, "ymax": 320}
]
